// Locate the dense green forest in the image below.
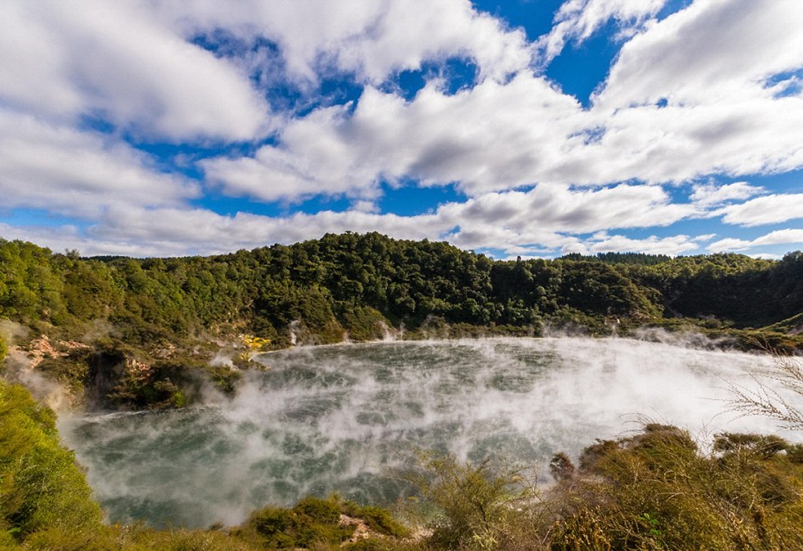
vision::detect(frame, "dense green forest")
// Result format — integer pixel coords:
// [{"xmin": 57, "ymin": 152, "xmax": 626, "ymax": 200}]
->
[{"xmin": 1, "ymin": 232, "xmax": 802, "ymax": 409}]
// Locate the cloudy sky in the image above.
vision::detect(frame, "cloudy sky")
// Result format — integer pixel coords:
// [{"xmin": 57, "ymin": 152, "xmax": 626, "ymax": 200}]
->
[{"xmin": 1, "ymin": 0, "xmax": 803, "ymax": 259}]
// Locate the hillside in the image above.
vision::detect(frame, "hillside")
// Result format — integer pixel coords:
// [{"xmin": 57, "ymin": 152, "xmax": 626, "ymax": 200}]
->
[{"xmin": 1, "ymin": 233, "xmax": 802, "ymax": 409}]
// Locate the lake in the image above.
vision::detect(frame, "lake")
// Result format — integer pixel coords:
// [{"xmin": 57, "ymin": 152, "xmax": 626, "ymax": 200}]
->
[{"xmin": 59, "ymin": 337, "xmax": 793, "ymax": 528}]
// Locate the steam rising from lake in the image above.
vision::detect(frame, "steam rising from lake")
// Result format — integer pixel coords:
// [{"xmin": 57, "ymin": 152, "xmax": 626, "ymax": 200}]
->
[{"xmin": 58, "ymin": 338, "xmax": 800, "ymax": 529}]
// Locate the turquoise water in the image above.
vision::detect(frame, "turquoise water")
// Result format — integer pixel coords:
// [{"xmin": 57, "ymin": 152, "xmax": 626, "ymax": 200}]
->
[{"xmin": 59, "ymin": 338, "xmax": 784, "ymax": 528}]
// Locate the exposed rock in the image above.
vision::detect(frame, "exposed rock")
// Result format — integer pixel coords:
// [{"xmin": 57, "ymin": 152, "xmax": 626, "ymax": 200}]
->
[{"xmin": 338, "ymin": 514, "xmax": 371, "ymax": 544}]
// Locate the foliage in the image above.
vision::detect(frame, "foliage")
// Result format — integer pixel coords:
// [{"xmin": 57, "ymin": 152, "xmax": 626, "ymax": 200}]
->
[
  {"xmin": 1, "ymin": 235, "xmax": 803, "ymax": 409},
  {"xmin": 548, "ymin": 424, "xmax": 803, "ymax": 550},
  {"xmin": 238, "ymin": 495, "xmax": 408, "ymax": 549},
  {"xmin": 402, "ymin": 453, "xmax": 539, "ymax": 550},
  {"xmin": 560, "ymin": 252, "xmax": 673, "ymax": 266},
  {"xmin": 1, "ymin": 236, "xmax": 801, "ymax": 349},
  {"xmin": 0, "ymin": 379, "xmax": 104, "ymax": 545},
  {"xmin": 394, "ymin": 426, "xmax": 803, "ymax": 551},
  {"xmin": 341, "ymin": 501, "xmax": 410, "ymax": 538}
]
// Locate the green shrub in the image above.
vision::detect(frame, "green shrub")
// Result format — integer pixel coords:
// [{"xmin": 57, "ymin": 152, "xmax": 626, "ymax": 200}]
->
[
  {"xmin": 243, "ymin": 496, "xmax": 354, "ymax": 549},
  {"xmin": 341, "ymin": 503, "xmax": 410, "ymax": 538},
  {"xmin": 404, "ymin": 453, "xmax": 538, "ymax": 550},
  {"xmin": 0, "ymin": 380, "xmax": 104, "ymax": 545},
  {"xmin": 549, "ymin": 425, "xmax": 803, "ymax": 550}
]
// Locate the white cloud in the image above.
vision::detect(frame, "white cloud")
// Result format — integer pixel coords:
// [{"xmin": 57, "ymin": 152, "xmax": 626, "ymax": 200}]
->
[
  {"xmin": 538, "ymin": 0, "xmax": 667, "ymax": 65},
  {"xmin": 596, "ymin": 0, "xmax": 803, "ymax": 108},
  {"xmin": 690, "ymin": 181, "xmax": 764, "ymax": 207},
  {"xmin": 203, "ymin": 75, "xmax": 587, "ymax": 200},
  {"xmin": 436, "ymin": 183, "xmax": 700, "ymax": 256},
  {"xmin": 754, "ymin": 229, "xmax": 803, "ymax": 246},
  {"xmin": 158, "ymin": 0, "xmax": 533, "ymax": 86},
  {"xmin": 580, "ymin": 233, "xmax": 700, "ymax": 256},
  {"xmin": 2, "ymin": 0, "xmax": 803, "ymax": 260},
  {"xmin": 578, "ymin": 97, "xmax": 803, "ymax": 186},
  {"xmin": 448, "ymin": 184, "xmax": 693, "ymax": 234},
  {"xmin": 707, "ymin": 237, "xmax": 750, "ymax": 252},
  {"xmin": 0, "ymin": 182, "xmax": 702, "ymax": 258},
  {"xmin": 717, "ymin": 194, "xmax": 803, "ymax": 227},
  {"xmin": 203, "ymin": 0, "xmax": 803, "ymax": 204},
  {"xmin": 709, "ymin": 229, "xmax": 803, "ymax": 252},
  {"xmin": 78, "ymin": 206, "xmax": 446, "ymax": 257},
  {"xmin": 0, "ymin": 111, "xmax": 198, "ymax": 219},
  {"xmin": 0, "ymin": 0, "xmax": 271, "ymax": 141}
]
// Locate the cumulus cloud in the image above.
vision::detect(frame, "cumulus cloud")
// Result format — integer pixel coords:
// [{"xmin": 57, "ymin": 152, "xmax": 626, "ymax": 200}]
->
[
  {"xmin": 0, "ymin": 0, "xmax": 271, "ymax": 141},
  {"xmin": 709, "ymin": 229, "xmax": 803, "ymax": 253},
  {"xmin": 2, "ymin": 182, "xmax": 705, "ymax": 258},
  {"xmin": 596, "ymin": 0, "xmax": 803, "ymax": 108},
  {"xmin": 158, "ymin": 0, "xmax": 533, "ymax": 85},
  {"xmin": 716, "ymin": 194, "xmax": 803, "ymax": 227},
  {"xmin": 562, "ymin": 232, "xmax": 701, "ymax": 257},
  {"xmin": 690, "ymin": 182, "xmax": 764, "ymax": 207},
  {"xmin": 1, "ymin": 0, "xmax": 803, "ymax": 259},
  {"xmin": 0, "ymin": 111, "xmax": 198, "ymax": 218},
  {"xmin": 201, "ymin": 0, "xmax": 803, "ymax": 205},
  {"xmin": 537, "ymin": 0, "xmax": 668, "ymax": 65},
  {"xmin": 203, "ymin": 76, "xmax": 587, "ymax": 200}
]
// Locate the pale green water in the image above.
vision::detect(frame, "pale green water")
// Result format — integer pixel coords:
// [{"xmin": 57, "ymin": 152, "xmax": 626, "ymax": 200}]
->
[{"xmin": 59, "ymin": 338, "xmax": 786, "ymax": 529}]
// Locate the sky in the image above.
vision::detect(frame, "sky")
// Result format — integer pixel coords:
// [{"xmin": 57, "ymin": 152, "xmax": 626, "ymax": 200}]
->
[{"xmin": 1, "ymin": 0, "xmax": 803, "ymax": 260}]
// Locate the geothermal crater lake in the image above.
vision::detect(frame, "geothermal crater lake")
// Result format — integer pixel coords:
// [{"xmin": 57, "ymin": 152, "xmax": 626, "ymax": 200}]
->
[{"xmin": 59, "ymin": 337, "xmax": 791, "ymax": 528}]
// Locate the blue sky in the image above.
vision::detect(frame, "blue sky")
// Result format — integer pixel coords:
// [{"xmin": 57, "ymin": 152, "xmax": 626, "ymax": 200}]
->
[{"xmin": 1, "ymin": 0, "xmax": 803, "ymax": 259}]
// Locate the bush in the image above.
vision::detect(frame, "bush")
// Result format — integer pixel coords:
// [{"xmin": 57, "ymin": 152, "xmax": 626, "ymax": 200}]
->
[
  {"xmin": 341, "ymin": 503, "xmax": 410, "ymax": 538},
  {"xmin": 548, "ymin": 425, "xmax": 803, "ymax": 550},
  {"xmin": 404, "ymin": 453, "xmax": 539, "ymax": 550},
  {"xmin": 0, "ymin": 380, "xmax": 104, "ymax": 545},
  {"xmin": 242, "ymin": 496, "xmax": 354, "ymax": 549}
]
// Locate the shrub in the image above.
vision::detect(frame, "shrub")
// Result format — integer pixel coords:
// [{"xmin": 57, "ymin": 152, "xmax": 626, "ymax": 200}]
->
[
  {"xmin": 242, "ymin": 496, "xmax": 354, "ymax": 549},
  {"xmin": 404, "ymin": 453, "xmax": 539, "ymax": 550},
  {"xmin": 0, "ymin": 380, "xmax": 104, "ymax": 545},
  {"xmin": 548, "ymin": 425, "xmax": 803, "ymax": 550},
  {"xmin": 341, "ymin": 502, "xmax": 410, "ymax": 538}
]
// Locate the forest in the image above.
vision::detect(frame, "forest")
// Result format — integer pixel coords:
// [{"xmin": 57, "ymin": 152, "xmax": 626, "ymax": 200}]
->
[{"xmin": 1, "ymin": 232, "xmax": 802, "ymax": 410}]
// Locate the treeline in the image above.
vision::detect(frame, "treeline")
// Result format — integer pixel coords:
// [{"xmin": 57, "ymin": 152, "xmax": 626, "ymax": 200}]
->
[
  {"xmin": 560, "ymin": 251, "xmax": 673, "ymax": 265},
  {"xmin": 1, "ymin": 233, "xmax": 802, "ymax": 344},
  {"xmin": 4, "ymin": 377, "xmax": 803, "ymax": 550}
]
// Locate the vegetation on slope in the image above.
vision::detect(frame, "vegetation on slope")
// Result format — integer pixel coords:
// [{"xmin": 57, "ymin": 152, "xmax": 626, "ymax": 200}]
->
[{"xmin": 1, "ymin": 233, "xmax": 802, "ymax": 409}]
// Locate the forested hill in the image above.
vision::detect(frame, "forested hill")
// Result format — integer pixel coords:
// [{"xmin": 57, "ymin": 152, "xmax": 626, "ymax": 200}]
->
[{"xmin": 1, "ymin": 233, "xmax": 802, "ymax": 408}]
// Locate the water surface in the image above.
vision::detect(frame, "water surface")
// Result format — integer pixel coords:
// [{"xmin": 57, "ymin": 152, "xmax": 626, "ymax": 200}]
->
[{"xmin": 59, "ymin": 337, "xmax": 792, "ymax": 528}]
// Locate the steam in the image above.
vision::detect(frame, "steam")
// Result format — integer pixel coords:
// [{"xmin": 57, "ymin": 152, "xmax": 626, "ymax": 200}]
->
[
  {"xmin": 0, "ymin": 321, "xmax": 74, "ymax": 411},
  {"xmin": 58, "ymin": 337, "xmax": 802, "ymax": 529},
  {"xmin": 209, "ymin": 351, "xmax": 235, "ymax": 368},
  {"xmin": 5, "ymin": 349, "xmax": 72, "ymax": 411},
  {"xmin": 0, "ymin": 319, "xmax": 29, "ymax": 343}
]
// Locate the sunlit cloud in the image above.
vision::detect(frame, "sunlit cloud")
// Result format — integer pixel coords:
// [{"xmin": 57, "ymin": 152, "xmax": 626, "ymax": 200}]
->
[{"xmin": 0, "ymin": 0, "xmax": 802, "ymax": 258}]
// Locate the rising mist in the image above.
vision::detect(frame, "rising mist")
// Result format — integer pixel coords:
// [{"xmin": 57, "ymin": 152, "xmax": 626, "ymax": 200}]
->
[{"xmin": 58, "ymin": 337, "xmax": 801, "ymax": 528}]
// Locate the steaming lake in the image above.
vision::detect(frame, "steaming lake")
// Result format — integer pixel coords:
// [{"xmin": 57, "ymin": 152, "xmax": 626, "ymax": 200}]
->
[{"xmin": 59, "ymin": 337, "xmax": 796, "ymax": 528}]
